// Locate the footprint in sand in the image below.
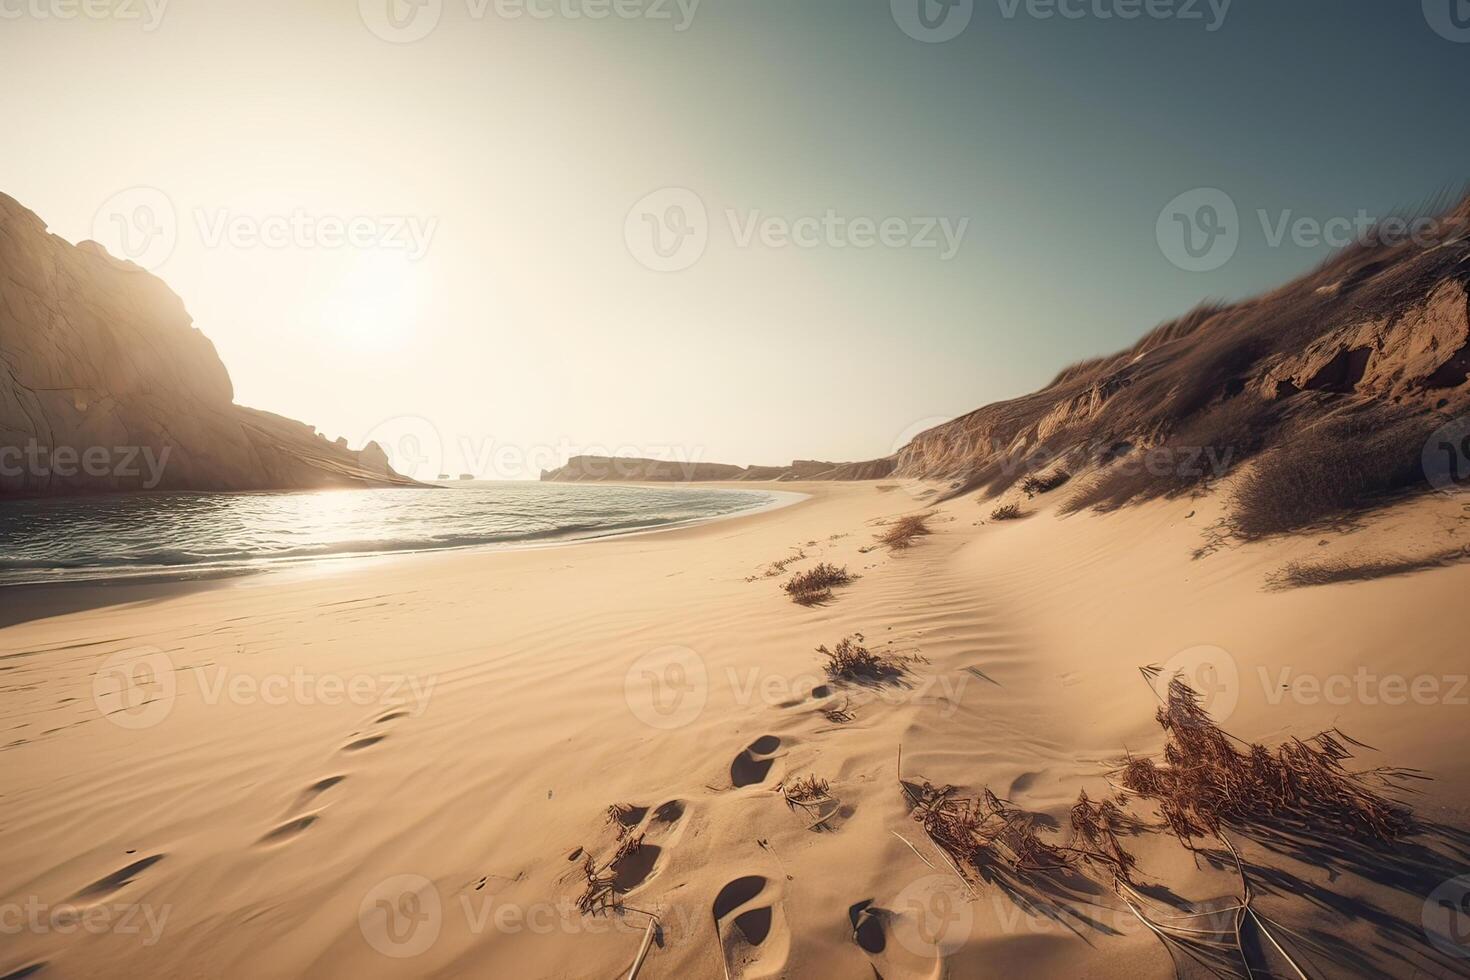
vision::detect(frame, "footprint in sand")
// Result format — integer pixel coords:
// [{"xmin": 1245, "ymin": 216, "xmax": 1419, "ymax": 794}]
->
[
  {"xmin": 338, "ymin": 705, "xmax": 414, "ymax": 755},
  {"xmin": 730, "ymin": 736, "xmax": 784, "ymax": 788},
  {"xmin": 341, "ymin": 734, "xmax": 386, "ymax": 752},
  {"xmin": 776, "ymin": 683, "xmax": 834, "ymax": 710},
  {"xmin": 712, "ymin": 875, "xmax": 790, "ymax": 977},
  {"xmin": 607, "ymin": 799, "xmax": 690, "ymax": 894},
  {"xmin": 72, "ymin": 854, "xmax": 165, "ymax": 900},
  {"xmin": 848, "ymin": 899, "xmax": 888, "ymax": 954},
  {"xmin": 298, "ymin": 774, "xmax": 347, "ymax": 803},
  {"xmin": 256, "ymin": 814, "xmax": 319, "ymax": 845}
]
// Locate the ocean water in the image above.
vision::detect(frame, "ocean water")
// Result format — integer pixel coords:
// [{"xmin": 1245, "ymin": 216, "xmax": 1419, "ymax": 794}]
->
[{"xmin": 0, "ymin": 482, "xmax": 791, "ymax": 586}]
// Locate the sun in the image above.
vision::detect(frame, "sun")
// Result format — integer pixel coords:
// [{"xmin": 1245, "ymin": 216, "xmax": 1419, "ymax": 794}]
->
[{"xmin": 320, "ymin": 250, "xmax": 425, "ymax": 351}]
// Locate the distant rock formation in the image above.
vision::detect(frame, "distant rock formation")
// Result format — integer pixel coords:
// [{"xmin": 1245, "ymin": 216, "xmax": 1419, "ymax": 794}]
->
[
  {"xmin": 0, "ymin": 192, "xmax": 420, "ymax": 497},
  {"xmin": 539, "ymin": 454, "xmax": 897, "ymax": 483}
]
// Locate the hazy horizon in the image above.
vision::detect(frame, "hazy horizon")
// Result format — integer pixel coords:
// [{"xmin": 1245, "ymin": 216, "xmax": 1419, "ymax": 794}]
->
[{"xmin": 5, "ymin": 0, "xmax": 1470, "ymax": 478}]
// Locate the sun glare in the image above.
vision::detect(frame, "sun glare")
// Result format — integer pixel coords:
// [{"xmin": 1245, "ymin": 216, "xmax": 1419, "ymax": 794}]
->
[{"xmin": 319, "ymin": 250, "xmax": 424, "ymax": 351}]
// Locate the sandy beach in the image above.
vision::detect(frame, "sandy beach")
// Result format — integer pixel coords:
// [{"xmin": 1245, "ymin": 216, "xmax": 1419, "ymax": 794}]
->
[{"xmin": 4, "ymin": 481, "xmax": 1468, "ymax": 979}]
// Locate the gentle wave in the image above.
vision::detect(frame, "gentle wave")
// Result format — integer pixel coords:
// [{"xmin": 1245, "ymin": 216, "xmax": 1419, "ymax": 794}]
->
[{"xmin": 0, "ymin": 483, "xmax": 793, "ymax": 586}]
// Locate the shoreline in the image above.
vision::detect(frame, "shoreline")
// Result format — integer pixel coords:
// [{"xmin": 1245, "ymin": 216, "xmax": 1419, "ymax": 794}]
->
[
  {"xmin": 0, "ymin": 483, "xmax": 809, "ymax": 593},
  {"xmin": 3, "ymin": 481, "xmax": 1467, "ymax": 978}
]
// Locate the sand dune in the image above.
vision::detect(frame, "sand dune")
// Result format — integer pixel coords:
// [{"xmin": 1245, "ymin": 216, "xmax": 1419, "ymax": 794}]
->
[{"xmin": 2, "ymin": 482, "xmax": 1469, "ymax": 978}]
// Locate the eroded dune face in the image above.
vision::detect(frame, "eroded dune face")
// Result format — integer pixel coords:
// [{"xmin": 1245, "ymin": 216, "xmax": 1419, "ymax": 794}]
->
[
  {"xmin": 0, "ymin": 192, "xmax": 414, "ymax": 496},
  {"xmin": 894, "ymin": 211, "xmax": 1470, "ymax": 485}
]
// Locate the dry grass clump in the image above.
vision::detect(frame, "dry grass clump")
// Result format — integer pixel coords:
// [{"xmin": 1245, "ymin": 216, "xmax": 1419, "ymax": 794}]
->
[
  {"xmin": 1060, "ymin": 397, "xmax": 1270, "ymax": 515},
  {"xmin": 876, "ymin": 512, "xmax": 934, "ymax": 550},
  {"xmin": 780, "ymin": 774, "xmax": 839, "ymax": 831},
  {"xmin": 817, "ymin": 633, "xmax": 914, "ymax": 681},
  {"xmin": 1229, "ymin": 414, "xmax": 1434, "ymax": 539},
  {"xmin": 904, "ymin": 781, "xmax": 1074, "ymax": 878},
  {"xmin": 1069, "ymin": 790, "xmax": 1139, "ymax": 883},
  {"xmin": 1270, "ymin": 547, "xmax": 1469, "ymax": 589},
  {"xmin": 989, "ymin": 503, "xmax": 1023, "ymax": 521},
  {"xmin": 1123, "ymin": 669, "xmax": 1418, "ymax": 846},
  {"xmin": 782, "ymin": 774, "xmax": 831, "ymax": 806},
  {"xmin": 1020, "ymin": 470, "xmax": 1071, "ymax": 497},
  {"xmin": 783, "ymin": 562, "xmax": 852, "ymax": 605}
]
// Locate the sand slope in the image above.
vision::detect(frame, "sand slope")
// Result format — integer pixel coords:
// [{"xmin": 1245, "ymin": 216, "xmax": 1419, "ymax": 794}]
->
[{"xmin": 2, "ymin": 482, "xmax": 1469, "ymax": 978}]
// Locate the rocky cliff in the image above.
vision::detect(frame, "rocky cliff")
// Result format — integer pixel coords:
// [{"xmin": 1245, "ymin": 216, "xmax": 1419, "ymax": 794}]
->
[
  {"xmin": 891, "ymin": 199, "xmax": 1470, "ymax": 499},
  {"xmin": 539, "ymin": 455, "xmax": 898, "ymax": 483},
  {"xmin": 0, "ymin": 193, "xmax": 418, "ymax": 496}
]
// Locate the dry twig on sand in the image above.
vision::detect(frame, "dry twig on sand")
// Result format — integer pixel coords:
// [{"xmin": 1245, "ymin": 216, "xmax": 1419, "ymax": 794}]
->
[
  {"xmin": 820, "ymin": 697, "xmax": 856, "ymax": 724},
  {"xmin": 779, "ymin": 774, "xmax": 839, "ymax": 830},
  {"xmin": 1121, "ymin": 836, "xmax": 1314, "ymax": 979},
  {"xmin": 747, "ymin": 550, "xmax": 807, "ymax": 582}
]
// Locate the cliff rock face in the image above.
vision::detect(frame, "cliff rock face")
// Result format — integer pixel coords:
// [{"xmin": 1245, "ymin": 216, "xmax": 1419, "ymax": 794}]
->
[
  {"xmin": 538, "ymin": 455, "xmax": 899, "ymax": 483},
  {"xmin": 0, "ymin": 192, "xmax": 418, "ymax": 496},
  {"xmin": 540, "ymin": 456, "xmax": 749, "ymax": 482},
  {"xmin": 890, "ymin": 212, "xmax": 1470, "ymax": 488}
]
